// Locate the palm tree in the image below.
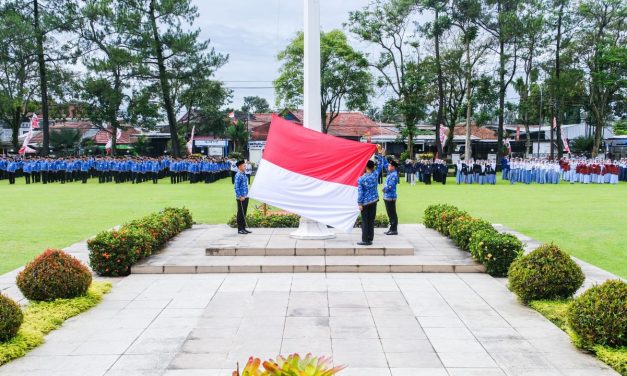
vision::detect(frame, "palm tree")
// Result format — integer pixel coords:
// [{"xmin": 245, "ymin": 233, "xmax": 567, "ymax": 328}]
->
[
  {"xmin": 50, "ymin": 128, "xmax": 80, "ymax": 156},
  {"xmin": 225, "ymin": 120, "xmax": 249, "ymax": 154}
]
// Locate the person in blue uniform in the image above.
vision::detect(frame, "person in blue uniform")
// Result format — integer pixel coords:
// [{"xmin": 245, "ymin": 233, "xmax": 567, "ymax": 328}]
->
[
  {"xmin": 382, "ymin": 159, "xmax": 399, "ymax": 235},
  {"xmin": 357, "ymin": 145, "xmax": 384, "ymax": 245},
  {"xmin": 234, "ymin": 160, "xmax": 251, "ymax": 234}
]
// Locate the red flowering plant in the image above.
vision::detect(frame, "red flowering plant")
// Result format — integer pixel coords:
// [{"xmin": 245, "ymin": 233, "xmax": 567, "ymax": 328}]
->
[
  {"xmin": 88, "ymin": 227, "xmax": 153, "ymax": 276},
  {"xmin": 16, "ymin": 249, "xmax": 92, "ymax": 301}
]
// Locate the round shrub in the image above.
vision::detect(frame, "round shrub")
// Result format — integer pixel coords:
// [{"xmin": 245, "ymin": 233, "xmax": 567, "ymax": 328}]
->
[
  {"xmin": 508, "ymin": 244, "xmax": 585, "ymax": 303},
  {"xmin": 16, "ymin": 249, "xmax": 92, "ymax": 302},
  {"xmin": 424, "ymin": 204, "xmax": 458, "ymax": 229},
  {"xmin": 469, "ymin": 230, "xmax": 523, "ymax": 277},
  {"xmin": 448, "ymin": 216, "xmax": 496, "ymax": 251},
  {"xmin": 568, "ymin": 279, "xmax": 627, "ymax": 348},
  {"xmin": 88, "ymin": 227, "xmax": 153, "ymax": 277},
  {"xmin": 0, "ymin": 294, "xmax": 23, "ymax": 342},
  {"xmin": 124, "ymin": 213, "xmax": 177, "ymax": 249},
  {"xmin": 163, "ymin": 207, "xmax": 194, "ymax": 230}
]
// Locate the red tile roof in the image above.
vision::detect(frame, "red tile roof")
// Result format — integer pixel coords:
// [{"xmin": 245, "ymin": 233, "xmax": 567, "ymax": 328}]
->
[
  {"xmin": 94, "ymin": 128, "xmax": 139, "ymax": 144},
  {"xmin": 445, "ymin": 125, "xmax": 497, "ymax": 140}
]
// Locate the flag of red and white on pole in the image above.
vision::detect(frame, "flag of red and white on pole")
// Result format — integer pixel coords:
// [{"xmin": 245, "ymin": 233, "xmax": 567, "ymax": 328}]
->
[
  {"xmin": 228, "ymin": 111, "xmax": 237, "ymax": 124},
  {"xmin": 516, "ymin": 126, "xmax": 520, "ymax": 141},
  {"xmin": 439, "ymin": 125, "xmax": 447, "ymax": 146},
  {"xmin": 186, "ymin": 125, "xmax": 195, "ymax": 154},
  {"xmin": 552, "ymin": 117, "xmax": 557, "ymax": 129},
  {"xmin": 561, "ymin": 133, "xmax": 571, "ymax": 154},
  {"xmin": 30, "ymin": 113, "xmax": 40, "ymax": 130},
  {"xmin": 504, "ymin": 138, "xmax": 512, "ymax": 154},
  {"xmin": 105, "ymin": 127, "xmax": 123, "ymax": 155},
  {"xmin": 249, "ymin": 115, "xmax": 377, "ymax": 232}
]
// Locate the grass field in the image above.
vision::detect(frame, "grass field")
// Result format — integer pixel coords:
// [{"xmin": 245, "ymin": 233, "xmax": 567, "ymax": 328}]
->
[{"xmin": 1, "ymin": 177, "xmax": 625, "ymax": 278}]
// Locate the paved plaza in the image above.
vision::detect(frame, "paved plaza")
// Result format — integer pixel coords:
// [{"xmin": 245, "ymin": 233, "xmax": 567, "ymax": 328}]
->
[{"xmin": 0, "ymin": 225, "xmax": 622, "ymax": 376}]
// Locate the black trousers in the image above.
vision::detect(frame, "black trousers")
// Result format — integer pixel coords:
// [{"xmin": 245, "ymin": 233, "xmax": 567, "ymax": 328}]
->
[
  {"xmin": 360, "ymin": 201, "xmax": 377, "ymax": 243},
  {"xmin": 231, "ymin": 171, "xmax": 236, "ymax": 184},
  {"xmin": 384, "ymin": 199, "xmax": 398, "ymax": 232},
  {"xmin": 236, "ymin": 198, "xmax": 249, "ymax": 231}
]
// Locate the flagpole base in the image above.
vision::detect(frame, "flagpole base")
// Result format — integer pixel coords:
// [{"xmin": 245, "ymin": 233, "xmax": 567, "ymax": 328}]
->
[{"xmin": 290, "ymin": 218, "xmax": 336, "ymax": 240}]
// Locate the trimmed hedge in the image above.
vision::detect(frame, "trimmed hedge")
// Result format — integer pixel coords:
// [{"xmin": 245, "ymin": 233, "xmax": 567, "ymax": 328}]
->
[
  {"xmin": 0, "ymin": 294, "xmax": 22, "ymax": 343},
  {"xmin": 568, "ymin": 280, "xmax": 627, "ymax": 349},
  {"xmin": 508, "ymin": 244, "xmax": 585, "ymax": 303},
  {"xmin": 227, "ymin": 210, "xmax": 389, "ymax": 229},
  {"xmin": 424, "ymin": 204, "xmax": 523, "ymax": 277},
  {"xmin": 448, "ymin": 215, "xmax": 496, "ymax": 251},
  {"xmin": 469, "ymin": 230, "xmax": 523, "ymax": 277},
  {"xmin": 16, "ymin": 250, "xmax": 92, "ymax": 302},
  {"xmin": 88, "ymin": 207, "xmax": 193, "ymax": 276}
]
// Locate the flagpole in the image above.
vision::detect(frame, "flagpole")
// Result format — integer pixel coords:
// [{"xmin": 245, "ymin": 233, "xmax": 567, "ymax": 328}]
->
[{"xmin": 290, "ymin": 0, "xmax": 335, "ymax": 240}]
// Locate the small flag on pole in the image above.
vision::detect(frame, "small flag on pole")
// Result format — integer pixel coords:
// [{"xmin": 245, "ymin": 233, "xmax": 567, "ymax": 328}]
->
[
  {"xmin": 30, "ymin": 113, "xmax": 40, "ymax": 130},
  {"xmin": 186, "ymin": 126, "xmax": 196, "ymax": 154},
  {"xmin": 552, "ymin": 117, "xmax": 557, "ymax": 129}
]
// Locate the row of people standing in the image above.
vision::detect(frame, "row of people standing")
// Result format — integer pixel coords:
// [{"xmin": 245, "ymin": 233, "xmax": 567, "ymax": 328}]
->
[
  {"xmin": 454, "ymin": 160, "xmax": 497, "ymax": 185},
  {"xmin": 403, "ymin": 159, "xmax": 448, "ymax": 186},
  {"xmin": 560, "ymin": 158, "xmax": 625, "ymax": 184},
  {"xmin": 0, "ymin": 156, "xmax": 229, "ymax": 185}
]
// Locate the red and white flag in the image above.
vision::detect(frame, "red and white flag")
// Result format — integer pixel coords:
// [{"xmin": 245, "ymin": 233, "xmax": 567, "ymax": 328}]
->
[
  {"xmin": 439, "ymin": 125, "xmax": 447, "ymax": 146},
  {"xmin": 30, "ymin": 113, "xmax": 40, "ymax": 129},
  {"xmin": 186, "ymin": 125, "xmax": 195, "ymax": 154},
  {"xmin": 552, "ymin": 117, "xmax": 557, "ymax": 129},
  {"xmin": 105, "ymin": 127, "xmax": 123, "ymax": 155},
  {"xmin": 250, "ymin": 115, "xmax": 376, "ymax": 232},
  {"xmin": 561, "ymin": 133, "xmax": 571, "ymax": 154}
]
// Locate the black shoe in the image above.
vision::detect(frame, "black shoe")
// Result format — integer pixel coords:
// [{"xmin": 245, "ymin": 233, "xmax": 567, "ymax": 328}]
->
[
  {"xmin": 357, "ymin": 241, "xmax": 372, "ymax": 246},
  {"xmin": 385, "ymin": 231, "xmax": 398, "ymax": 235},
  {"xmin": 238, "ymin": 230, "xmax": 248, "ymax": 235},
  {"xmin": 244, "ymin": 229, "xmax": 252, "ymax": 234}
]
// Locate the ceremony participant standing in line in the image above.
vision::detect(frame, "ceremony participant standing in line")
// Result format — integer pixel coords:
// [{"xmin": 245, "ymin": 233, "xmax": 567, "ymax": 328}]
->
[
  {"xmin": 357, "ymin": 145, "xmax": 384, "ymax": 246},
  {"xmin": 234, "ymin": 160, "xmax": 251, "ymax": 235},
  {"xmin": 230, "ymin": 158, "xmax": 238, "ymax": 184},
  {"xmin": 382, "ymin": 159, "xmax": 399, "ymax": 235}
]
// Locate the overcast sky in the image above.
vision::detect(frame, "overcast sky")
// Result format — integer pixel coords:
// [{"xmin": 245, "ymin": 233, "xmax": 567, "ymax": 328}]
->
[{"xmin": 193, "ymin": 0, "xmax": 375, "ymax": 110}]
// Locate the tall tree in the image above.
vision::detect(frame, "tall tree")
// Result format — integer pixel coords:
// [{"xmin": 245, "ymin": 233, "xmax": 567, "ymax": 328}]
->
[
  {"xmin": 275, "ymin": 30, "xmax": 373, "ymax": 133},
  {"xmin": 575, "ymin": 0, "xmax": 626, "ymax": 156},
  {"xmin": 241, "ymin": 96, "xmax": 271, "ymax": 114},
  {"xmin": 419, "ymin": 0, "xmax": 450, "ymax": 158},
  {"xmin": 119, "ymin": 0, "xmax": 227, "ymax": 157},
  {"xmin": 348, "ymin": 0, "xmax": 424, "ymax": 157},
  {"xmin": 450, "ymin": 0, "xmax": 484, "ymax": 161},
  {"xmin": 31, "ymin": 0, "xmax": 78, "ymax": 156},
  {"xmin": 477, "ymin": 0, "xmax": 522, "ymax": 163},
  {"xmin": 514, "ymin": 0, "xmax": 545, "ymax": 157},
  {"xmin": 0, "ymin": 1, "xmax": 38, "ymax": 151}
]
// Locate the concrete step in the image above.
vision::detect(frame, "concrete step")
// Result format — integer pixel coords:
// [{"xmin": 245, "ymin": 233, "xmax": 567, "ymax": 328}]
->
[
  {"xmin": 131, "ymin": 255, "xmax": 485, "ymax": 274},
  {"xmin": 205, "ymin": 244, "xmax": 414, "ymax": 256}
]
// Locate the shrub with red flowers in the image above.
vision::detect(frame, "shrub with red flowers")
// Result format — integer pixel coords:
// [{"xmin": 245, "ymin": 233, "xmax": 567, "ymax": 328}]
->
[
  {"xmin": 16, "ymin": 249, "xmax": 92, "ymax": 301},
  {"xmin": 0, "ymin": 293, "xmax": 22, "ymax": 342},
  {"xmin": 87, "ymin": 207, "xmax": 193, "ymax": 276}
]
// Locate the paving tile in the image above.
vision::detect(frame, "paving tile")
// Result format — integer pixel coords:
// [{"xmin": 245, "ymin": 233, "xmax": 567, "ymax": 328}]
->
[
  {"xmin": 437, "ymin": 352, "xmax": 497, "ymax": 368},
  {"xmin": 332, "ymin": 351, "xmax": 389, "ymax": 368},
  {"xmin": 390, "ymin": 368, "xmax": 447, "ymax": 376},
  {"xmin": 386, "ymin": 351, "xmax": 443, "ymax": 368}
]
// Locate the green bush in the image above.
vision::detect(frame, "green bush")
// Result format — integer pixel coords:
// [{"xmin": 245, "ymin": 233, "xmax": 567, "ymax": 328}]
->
[
  {"xmin": 423, "ymin": 204, "xmax": 466, "ymax": 233},
  {"xmin": 448, "ymin": 216, "xmax": 496, "ymax": 251},
  {"xmin": 124, "ymin": 212, "xmax": 177, "ymax": 249},
  {"xmin": 163, "ymin": 207, "xmax": 194, "ymax": 230},
  {"xmin": 88, "ymin": 227, "xmax": 153, "ymax": 277},
  {"xmin": 0, "ymin": 294, "xmax": 22, "ymax": 343},
  {"xmin": 469, "ymin": 230, "xmax": 523, "ymax": 277},
  {"xmin": 355, "ymin": 213, "xmax": 390, "ymax": 228},
  {"xmin": 594, "ymin": 346, "xmax": 627, "ymax": 376},
  {"xmin": 508, "ymin": 244, "xmax": 585, "ymax": 303},
  {"xmin": 568, "ymin": 280, "xmax": 627, "ymax": 348},
  {"xmin": 16, "ymin": 250, "xmax": 92, "ymax": 302}
]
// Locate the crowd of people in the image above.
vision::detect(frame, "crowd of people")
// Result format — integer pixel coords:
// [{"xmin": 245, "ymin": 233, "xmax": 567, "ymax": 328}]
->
[
  {"xmin": 453, "ymin": 160, "xmax": 498, "ymax": 185},
  {"xmin": 0, "ymin": 156, "xmax": 231, "ymax": 185},
  {"xmin": 403, "ymin": 159, "xmax": 448, "ymax": 185},
  {"xmin": 501, "ymin": 157, "xmax": 627, "ymax": 185}
]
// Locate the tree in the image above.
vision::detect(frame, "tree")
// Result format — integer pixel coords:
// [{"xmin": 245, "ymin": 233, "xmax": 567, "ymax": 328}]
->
[
  {"xmin": 241, "ymin": 96, "xmax": 271, "ymax": 114},
  {"xmin": 348, "ymin": 0, "xmax": 425, "ymax": 157},
  {"xmin": 575, "ymin": 0, "xmax": 626, "ymax": 156},
  {"xmin": 275, "ymin": 29, "xmax": 373, "ymax": 133},
  {"xmin": 477, "ymin": 0, "xmax": 522, "ymax": 164},
  {"xmin": 0, "ymin": 1, "xmax": 38, "ymax": 151},
  {"xmin": 119, "ymin": 0, "xmax": 227, "ymax": 157},
  {"xmin": 419, "ymin": 0, "xmax": 450, "ymax": 158},
  {"xmin": 225, "ymin": 120, "xmax": 249, "ymax": 154},
  {"xmin": 450, "ymin": 0, "xmax": 485, "ymax": 161},
  {"xmin": 49, "ymin": 128, "xmax": 80, "ymax": 155},
  {"xmin": 31, "ymin": 0, "xmax": 79, "ymax": 156},
  {"xmin": 514, "ymin": 0, "xmax": 545, "ymax": 157}
]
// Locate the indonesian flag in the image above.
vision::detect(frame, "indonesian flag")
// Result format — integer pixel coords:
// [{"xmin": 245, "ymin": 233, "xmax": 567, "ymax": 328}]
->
[
  {"xmin": 186, "ymin": 125, "xmax": 195, "ymax": 154},
  {"xmin": 250, "ymin": 115, "xmax": 377, "ymax": 232},
  {"xmin": 105, "ymin": 127, "xmax": 123, "ymax": 155},
  {"xmin": 504, "ymin": 138, "xmax": 512, "ymax": 154},
  {"xmin": 30, "ymin": 113, "xmax": 40, "ymax": 129},
  {"xmin": 18, "ymin": 128, "xmax": 35, "ymax": 155},
  {"xmin": 516, "ymin": 126, "xmax": 520, "ymax": 141},
  {"xmin": 562, "ymin": 133, "xmax": 571, "ymax": 154},
  {"xmin": 228, "ymin": 111, "xmax": 237, "ymax": 124},
  {"xmin": 552, "ymin": 117, "xmax": 557, "ymax": 129},
  {"xmin": 439, "ymin": 125, "xmax": 447, "ymax": 146}
]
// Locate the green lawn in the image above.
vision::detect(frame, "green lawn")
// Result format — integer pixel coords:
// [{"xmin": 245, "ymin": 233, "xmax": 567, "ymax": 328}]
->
[{"xmin": 1, "ymin": 177, "xmax": 625, "ymax": 278}]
